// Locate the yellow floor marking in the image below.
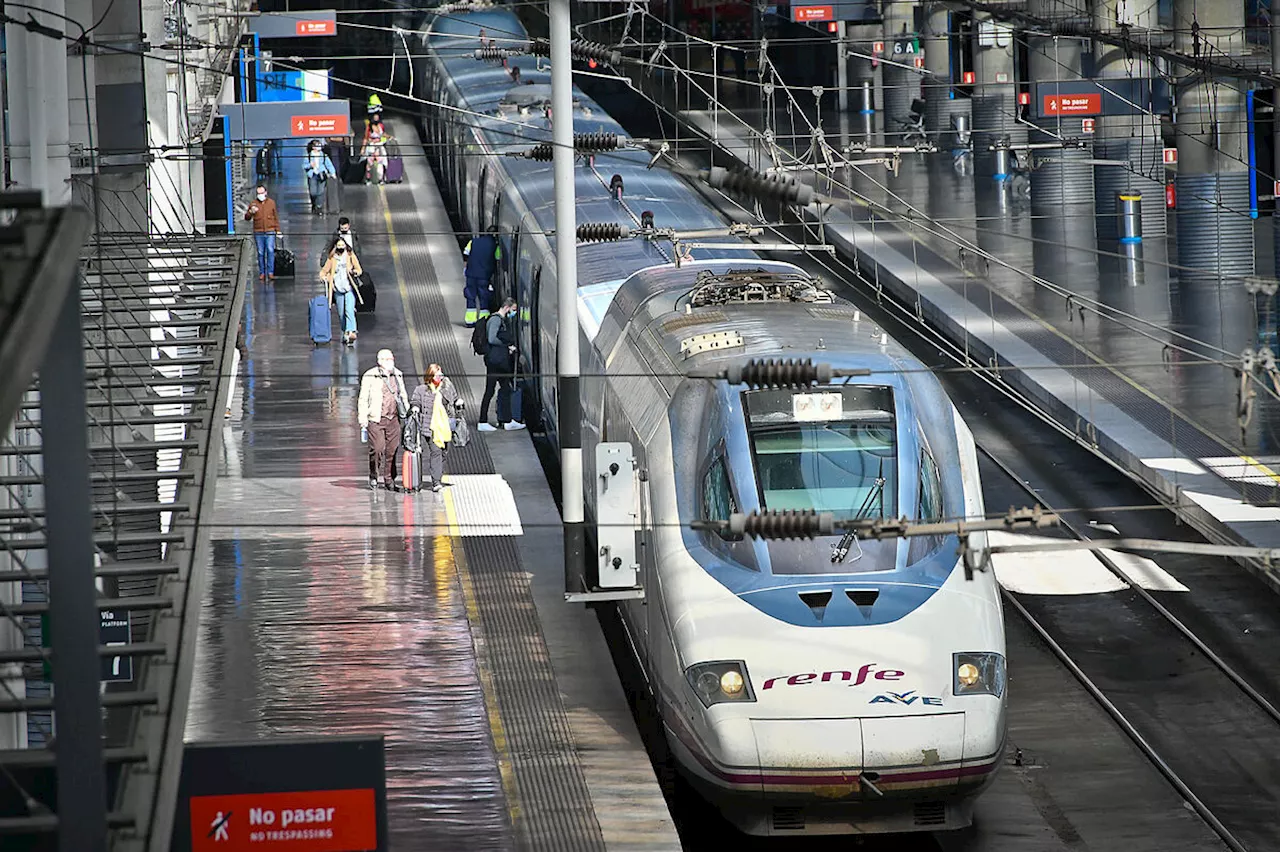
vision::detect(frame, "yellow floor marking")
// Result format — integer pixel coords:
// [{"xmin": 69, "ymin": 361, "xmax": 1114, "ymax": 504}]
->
[{"xmin": 383, "ymin": 185, "xmax": 523, "ymax": 832}]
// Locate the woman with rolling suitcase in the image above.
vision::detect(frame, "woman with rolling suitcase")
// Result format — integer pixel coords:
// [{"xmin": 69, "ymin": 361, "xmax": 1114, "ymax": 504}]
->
[
  {"xmin": 410, "ymin": 364, "xmax": 462, "ymax": 493},
  {"xmin": 320, "ymin": 241, "xmax": 364, "ymax": 346}
]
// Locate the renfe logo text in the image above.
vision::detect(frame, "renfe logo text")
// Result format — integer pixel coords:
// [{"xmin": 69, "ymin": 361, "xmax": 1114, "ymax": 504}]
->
[{"xmin": 762, "ymin": 663, "xmax": 903, "ymax": 690}]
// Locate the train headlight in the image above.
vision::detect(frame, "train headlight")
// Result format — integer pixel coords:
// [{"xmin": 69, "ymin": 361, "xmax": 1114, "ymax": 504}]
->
[
  {"xmin": 953, "ymin": 652, "xmax": 1006, "ymax": 698},
  {"xmin": 685, "ymin": 661, "xmax": 756, "ymax": 708}
]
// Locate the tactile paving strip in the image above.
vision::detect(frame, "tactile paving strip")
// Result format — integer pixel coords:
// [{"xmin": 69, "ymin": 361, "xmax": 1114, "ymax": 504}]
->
[{"xmin": 372, "ymin": 185, "xmax": 607, "ymax": 852}]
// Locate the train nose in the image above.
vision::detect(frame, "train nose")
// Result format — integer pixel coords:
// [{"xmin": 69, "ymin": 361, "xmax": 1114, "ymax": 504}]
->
[{"xmin": 750, "ymin": 713, "xmax": 967, "ymax": 794}]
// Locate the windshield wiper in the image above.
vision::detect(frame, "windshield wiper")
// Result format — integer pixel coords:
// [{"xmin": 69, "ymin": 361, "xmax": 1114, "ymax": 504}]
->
[{"xmin": 833, "ymin": 459, "xmax": 885, "ymax": 564}]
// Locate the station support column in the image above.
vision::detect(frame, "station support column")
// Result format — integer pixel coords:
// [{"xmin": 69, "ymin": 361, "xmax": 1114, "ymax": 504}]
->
[
  {"xmin": 1025, "ymin": 0, "xmax": 1093, "ymax": 211},
  {"xmin": 971, "ymin": 10, "xmax": 1024, "ymax": 176},
  {"xmin": 1092, "ymin": 0, "xmax": 1165, "ymax": 239},
  {"xmin": 1172, "ymin": 0, "xmax": 1252, "ymax": 283}
]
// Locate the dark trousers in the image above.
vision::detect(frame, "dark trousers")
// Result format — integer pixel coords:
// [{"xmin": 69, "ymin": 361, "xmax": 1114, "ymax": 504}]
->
[
  {"xmin": 424, "ymin": 441, "xmax": 445, "ymax": 484},
  {"xmin": 368, "ymin": 418, "xmax": 401, "ymax": 483},
  {"xmin": 479, "ymin": 370, "xmax": 512, "ymax": 424}
]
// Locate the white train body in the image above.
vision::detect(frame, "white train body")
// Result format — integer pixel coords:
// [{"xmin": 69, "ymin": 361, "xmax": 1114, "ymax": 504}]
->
[{"xmin": 417, "ymin": 9, "xmax": 1007, "ymax": 836}]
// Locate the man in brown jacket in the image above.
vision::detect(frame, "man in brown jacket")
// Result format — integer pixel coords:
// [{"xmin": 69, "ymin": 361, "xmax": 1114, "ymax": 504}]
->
[{"xmin": 244, "ymin": 184, "xmax": 282, "ymax": 281}]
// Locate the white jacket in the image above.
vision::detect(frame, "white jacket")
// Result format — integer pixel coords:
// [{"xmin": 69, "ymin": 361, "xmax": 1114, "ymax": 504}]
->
[{"xmin": 358, "ymin": 366, "xmax": 409, "ymax": 426}]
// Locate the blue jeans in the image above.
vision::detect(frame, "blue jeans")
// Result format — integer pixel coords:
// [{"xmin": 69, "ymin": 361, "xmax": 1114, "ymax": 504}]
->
[
  {"xmin": 254, "ymin": 232, "xmax": 276, "ymax": 277},
  {"xmin": 307, "ymin": 174, "xmax": 324, "ymax": 208},
  {"xmin": 335, "ymin": 289, "xmax": 357, "ymax": 334}
]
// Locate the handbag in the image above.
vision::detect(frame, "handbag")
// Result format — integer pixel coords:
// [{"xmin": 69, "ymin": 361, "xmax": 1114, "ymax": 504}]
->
[{"xmin": 450, "ymin": 414, "xmax": 470, "ymax": 448}]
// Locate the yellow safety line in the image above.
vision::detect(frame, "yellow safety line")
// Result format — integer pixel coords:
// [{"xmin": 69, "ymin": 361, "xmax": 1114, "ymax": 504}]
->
[
  {"xmin": 382, "ymin": 186, "xmax": 524, "ymax": 831},
  {"xmin": 1238, "ymin": 454, "xmax": 1280, "ymax": 486}
]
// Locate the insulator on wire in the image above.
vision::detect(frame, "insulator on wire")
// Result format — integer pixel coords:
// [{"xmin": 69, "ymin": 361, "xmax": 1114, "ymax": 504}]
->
[
  {"xmin": 521, "ymin": 133, "xmax": 623, "ymax": 161},
  {"xmin": 576, "ymin": 222, "xmax": 630, "ymax": 243},
  {"xmin": 473, "ymin": 47, "xmax": 518, "ymax": 62},
  {"xmin": 529, "ymin": 37, "xmax": 623, "ymax": 66},
  {"xmin": 728, "ymin": 510, "xmax": 834, "ymax": 540},
  {"xmin": 725, "ymin": 358, "xmax": 832, "ymax": 389},
  {"xmin": 705, "ymin": 166, "xmax": 815, "ymax": 206}
]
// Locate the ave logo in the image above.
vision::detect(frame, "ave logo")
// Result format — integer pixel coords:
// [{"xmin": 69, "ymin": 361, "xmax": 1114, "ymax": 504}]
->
[{"xmin": 870, "ymin": 690, "xmax": 943, "ymax": 707}]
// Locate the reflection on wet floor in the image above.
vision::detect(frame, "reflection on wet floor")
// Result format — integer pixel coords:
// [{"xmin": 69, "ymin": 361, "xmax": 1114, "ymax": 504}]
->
[{"xmin": 191, "ymin": 140, "xmax": 514, "ymax": 849}]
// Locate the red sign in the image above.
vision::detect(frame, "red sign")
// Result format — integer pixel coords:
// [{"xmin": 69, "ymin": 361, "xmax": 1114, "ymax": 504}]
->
[
  {"xmin": 1165, "ymin": 183, "xmax": 1176, "ymax": 209},
  {"xmin": 291, "ymin": 115, "xmax": 350, "ymax": 137},
  {"xmin": 1042, "ymin": 93, "xmax": 1102, "ymax": 115},
  {"xmin": 913, "ymin": 57, "xmax": 924, "ymax": 69},
  {"xmin": 190, "ymin": 789, "xmax": 376, "ymax": 851},
  {"xmin": 1081, "ymin": 118, "xmax": 1095, "ymax": 135},
  {"xmin": 294, "ymin": 19, "xmax": 335, "ymax": 36},
  {"xmin": 827, "ymin": 21, "xmax": 837, "ymax": 32},
  {"xmin": 962, "ymin": 70, "xmax": 975, "ymax": 85},
  {"xmin": 1018, "ymin": 91, "xmax": 1030, "ymax": 106},
  {"xmin": 1162, "ymin": 147, "xmax": 1178, "ymax": 165},
  {"xmin": 872, "ymin": 40, "xmax": 884, "ymax": 54},
  {"xmin": 1273, "ymin": 179, "xmax": 1280, "ymax": 197},
  {"xmin": 793, "ymin": 5, "xmax": 833, "ymax": 21}
]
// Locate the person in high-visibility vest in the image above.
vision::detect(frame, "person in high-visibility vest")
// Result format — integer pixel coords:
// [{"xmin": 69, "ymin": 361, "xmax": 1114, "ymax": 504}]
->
[
  {"xmin": 367, "ymin": 93, "xmax": 383, "ymax": 116},
  {"xmin": 462, "ymin": 232, "xmax": 502, "ymax": 327}
]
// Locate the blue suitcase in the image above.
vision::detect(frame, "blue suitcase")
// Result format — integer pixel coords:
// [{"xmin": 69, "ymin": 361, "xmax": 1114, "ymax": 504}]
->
[{"xmin": 308, "ymin": 295, "xmax": 331, "ymax": 346}]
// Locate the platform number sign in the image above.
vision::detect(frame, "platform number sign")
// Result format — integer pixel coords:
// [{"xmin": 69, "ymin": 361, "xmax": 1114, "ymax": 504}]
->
[
  {"xmin": 892, "ymin": 38, "xmax": 919, "ymax": 56},
  {"xmin": 101, "ymin": 609, "xmax": 133, "ymax": 683}
]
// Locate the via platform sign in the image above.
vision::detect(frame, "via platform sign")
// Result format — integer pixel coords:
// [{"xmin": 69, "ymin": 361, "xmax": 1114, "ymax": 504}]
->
[
  {"xmin": 172, "ymin": 736, "xmax": 388, "ymax": 852},
  {"xmin": 249, "ymin": 11, "xmax": 338, "ymax": 39},
  {"xmin": 1033, "ymin": 79, "xmax": 1165, "ymax": 119},
  {"xmin": 219, "ymin": 100, "xmax": 351, "ymax": 141},
  {"xmin": 100, "ymin": 609, "xmax": 132, "ymax": 682}
]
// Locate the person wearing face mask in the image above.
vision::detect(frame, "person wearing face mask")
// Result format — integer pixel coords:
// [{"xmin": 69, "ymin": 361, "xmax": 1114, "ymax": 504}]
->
[
  {"xmin": 358, "ymin": 349, "xmax": 410, "ymax": 490},
  {"xmin": 362, "ymin": 119, "xmax": 389, "ymax": 185},
  {"xmin": 329, "ymin": 217, "xmax": 361, "ymax": 256},
  {"xmin": 244, "ymin": 185, "xmax": 281, "ymax": 281},
  {"xmin": 303, "ymin": 139, "xmax": 336, "ymax": 215},
  {"xmin": 321, "ymin": 240, "xmax": 364, "ymax": 346},
  {"xmin": 410, "ymin": 364, "xmax": 463, "ymax": 493}
]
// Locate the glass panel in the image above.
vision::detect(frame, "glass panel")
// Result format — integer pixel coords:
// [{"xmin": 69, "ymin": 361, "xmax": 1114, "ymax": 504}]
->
[
  {"xmin": 744, "ymin": 387, "xmax": 896, "ymax": 518},
  {"xmin": 702, "ymin": 456, "xmax": 736, "ymax": 522}
]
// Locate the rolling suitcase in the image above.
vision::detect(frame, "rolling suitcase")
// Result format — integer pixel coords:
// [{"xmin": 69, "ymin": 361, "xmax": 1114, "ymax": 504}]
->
[
  {"xmin": 324, "ymin": 175, "xmax": 343, "ymax": 214},
  {"xmin": 354, "ymin": 271, "xmax": 377, "ymax": 313},
  {"xmin": 384, "ymin": 140, "xmax": 404, "ymax": 183},
  {"xmin": 274, "ymin": 247, "xmax": 296, "ymax": 278},
  {"xmin": 401, "ymin": 449, "xmax": 421, "ymax": 493},
  {"xmin": 308, "ymin": 295, "xmax": 332, "ymax": 346},
  {"xmin": 343, "ymin": 158, "xmax": 367, "ymax": 184}
]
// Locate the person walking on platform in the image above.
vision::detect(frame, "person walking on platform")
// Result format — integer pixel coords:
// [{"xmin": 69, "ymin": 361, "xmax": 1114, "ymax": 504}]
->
[
  {"xmin": 359, "ymin": 349, "xmax": 410, "ymax": 491},
  {"xmin": 411, "ymin": 364, "xmax": 463, "ymax": 492},
  {"xmin": 244, "ymin": 184, "xmax": 281, "ymax": 281},
  {"xmin": 462, "ymin": 230, "xmax": 501, "ymax": 327},
  {"xmin": 329, "ymin": 217, "xmax": 361, "ymax": 256},
  {"xmin": 478, "ymin": 299, "xmax": 525, "ymax": 432},
  {"xmin": 303, "ymin": 139, "xmax": 336, "ymax": 215},
  {"xmin": 321, "ymin": 241, "xmax": 364, "ymax": 346}
]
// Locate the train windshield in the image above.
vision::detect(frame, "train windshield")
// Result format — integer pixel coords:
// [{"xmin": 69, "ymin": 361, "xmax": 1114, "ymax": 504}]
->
[{"xmin": 743, "ymin": 386, "xmax": 897, "ymax": 519}]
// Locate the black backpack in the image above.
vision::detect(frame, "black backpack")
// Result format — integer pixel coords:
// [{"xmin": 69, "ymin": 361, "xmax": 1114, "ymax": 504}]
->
[{"xmin": 470, "ymin": 318, "xmax": 490, "ymax": 357}]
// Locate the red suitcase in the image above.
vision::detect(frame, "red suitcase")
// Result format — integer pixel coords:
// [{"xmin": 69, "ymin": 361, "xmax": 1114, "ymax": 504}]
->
[{"xmin": 401, "ymin": 450, "xmax": 421, "ymax": 493}]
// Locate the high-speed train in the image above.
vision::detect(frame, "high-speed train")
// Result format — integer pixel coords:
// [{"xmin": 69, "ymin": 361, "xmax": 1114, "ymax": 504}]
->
[{"xmin": 413, "ymin": 8, "xmax": 1007, "ymax": 836}]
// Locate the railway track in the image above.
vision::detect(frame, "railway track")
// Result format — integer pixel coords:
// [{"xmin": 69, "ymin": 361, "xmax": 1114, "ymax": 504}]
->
[{"xmin": 976, "ymin": 445, "xmax": 1280, "ymax": 852}]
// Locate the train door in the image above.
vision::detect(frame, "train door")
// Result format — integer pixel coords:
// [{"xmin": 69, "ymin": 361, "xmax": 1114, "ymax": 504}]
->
[{"xmin": 475, "ymin": 167, "xmax": 488, "ymax": 232}]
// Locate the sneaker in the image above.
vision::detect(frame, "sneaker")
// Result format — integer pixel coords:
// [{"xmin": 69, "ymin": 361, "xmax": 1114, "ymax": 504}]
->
[
  {"xmin": 503, "ymin": 421, "xmax": 527, "ymax": 431},
  {"xmin": 478, "ymin": 423, "xmax": 497, "ymax": 432},
  {"xmin": 369, "ymin": 478, "xmax": 378, "ymax": 490},
  {"xmin": 431, "ymin": 482, "xmax": 442, "ymax": 493}
]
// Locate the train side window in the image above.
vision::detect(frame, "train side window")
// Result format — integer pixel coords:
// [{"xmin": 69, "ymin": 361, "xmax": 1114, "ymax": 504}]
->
[
  {"xmin": 702, "ymin": 456, "xmax": 737, "ymax": 522},
  {"xmin": 918, "ymin": 449, "xmax": 942, "ymax": 522},
  {"xmin": 909, "ymin": 447, "xmax": 945, "ymax": 563}
]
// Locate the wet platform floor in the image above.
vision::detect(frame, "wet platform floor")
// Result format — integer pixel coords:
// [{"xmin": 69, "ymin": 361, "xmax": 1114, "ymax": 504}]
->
[{"xmin": 188, "ymin": 133, "xmax": 678, "ymax": 851}]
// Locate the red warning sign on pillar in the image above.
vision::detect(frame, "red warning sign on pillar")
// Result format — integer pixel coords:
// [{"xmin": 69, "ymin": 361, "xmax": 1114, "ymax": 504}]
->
[
  {"xmin": 1081, "ymin": 118, "xmax": 1095, "ymax": 135},
  {"xmin": 1018, "ymin": 91, "xmax": 1030, "ymax": 106},
  {"xmin": 872, "ymin": 41, "xmax": 885, "ymax": 54},
  {"xmin": 1162, "ymin": 147, "xmax": 1178, "ymax": 165},
  {"xmin": 1042, "ymin": 93, "xmax": 1102, "ymax": 115},
  {"xmin": 962, "ymin": 70, "xmax": 975, "ymax": 84}
]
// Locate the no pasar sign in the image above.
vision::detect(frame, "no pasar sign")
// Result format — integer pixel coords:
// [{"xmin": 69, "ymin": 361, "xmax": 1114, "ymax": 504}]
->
[{"xmin": 189, "ymin": 788, "xmax": 376, "ymax": 851}]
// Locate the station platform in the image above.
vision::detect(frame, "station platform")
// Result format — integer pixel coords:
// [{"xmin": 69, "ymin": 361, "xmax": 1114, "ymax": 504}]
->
[
  {"xmin": 668, "ymin": 101, "xmax": 1280, "ymax": 582},
  {"xmin": 186, "ymin": 130, "xmax": 679, "ymax": 851}
]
